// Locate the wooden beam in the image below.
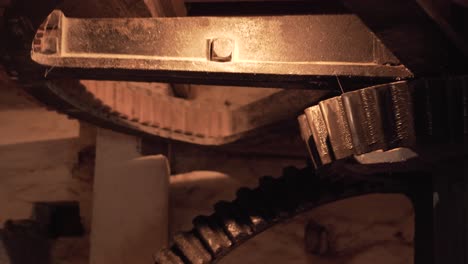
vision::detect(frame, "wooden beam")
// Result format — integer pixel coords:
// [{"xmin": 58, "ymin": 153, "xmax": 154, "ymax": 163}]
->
[{"xmin": 90, "ymin": 128, "xmax": 169, "ymax": 264}]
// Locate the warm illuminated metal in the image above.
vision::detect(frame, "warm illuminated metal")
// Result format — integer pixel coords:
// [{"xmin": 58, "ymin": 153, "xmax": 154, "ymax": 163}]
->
[{"xmin": 31, "ymin": 10, "xmax": 411, "ymax": 87}]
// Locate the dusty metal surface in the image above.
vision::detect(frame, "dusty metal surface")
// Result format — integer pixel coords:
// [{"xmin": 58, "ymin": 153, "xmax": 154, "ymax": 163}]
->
[
  {"xmin": 298, "ymin": 76, "xmax": 467, "ymax": 168},
  {"xmin": 2, "ymin": 3, "xmax": 331, "ymax": 145},
  {"xmin": 31, "ymin": 10, "xmax": 411, "ymax": 87},
  {"xmin": 4, "ymin": 3, "xmax": 466, "ymax": 145}
]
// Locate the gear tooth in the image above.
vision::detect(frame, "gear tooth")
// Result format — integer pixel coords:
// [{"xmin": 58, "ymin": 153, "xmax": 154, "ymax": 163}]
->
[
  {"xmin": 235, "ymin": 188, "xmax": 269, "ymax": 231},
  {"xmin": 258, "ymin": 175, "xmax": 276, "ymax": 186},
  {"xmin": 82, "ymin": 90, "xmax": 100, "ymax": 107},
  {"xmin": 190, "ymin": 102, "xmax": 207, "ymax": 137},
  {"xmin": 298, "ymin": 114, "xmax": 318, "ymax": 168},
  {"xmin": 213, "ymin": 200, "xmax": 229, "ymax": 212},
  {"xmin": 114, "ymin": 84, "xmax": 129, "ymax": 119},
  {"xmin": 130, "ymin": 88, "xmax": 141, "ymax": 121},
  {"xmin": 213, "ymin": 201, "xmax": 253, "ymax": 243},
  {"xmin": 235, "ymin": 187, "xmax": 251, "ymax": 198},
  {"xmin": 388, "ymin": 82, "xmax": 416, "ymax": 148},
  {"xmin": 94, "ymin": 85, "xmax": 106, "ymax": 104},
  {"xmin": 257, "ymin": 176, "xmax": 288, "ymax": 219},
  {"xmin": 169, "ymin": 97, "xmax": 185, "ymax": 133},
  {"xmin": 300, "ymin": 166, "xmax": 314, "ymax": 175},
  {"xmin": 209, "ymin": 111, "xmax": 221, "ymax": 138},
  {"xmin": 277, "ymin": 169, "xmax": 315, "ymax": 214},
  {"xmin": 154, "ymin": 248, "xmax": 184, "ymax": 264},
  {"xmin": 319, "ymin": 96, "xmax": 354, "ymax": 159},
  {"xmin": 282, "ymin": 166, "xmax": 300, "ymax": 177},
  {"xmin": 274, "ymin": 177, "xmax": 296, "ymax": 211},
  {"xmin": 277, "ymin": 170, "xmax": 307, "ymax": 212},
  {"xmin": 179, "ymin": 99, "xmax": 189, "ymax": 134},
  {"xmin": 258, "ymin": 176, "xmax": 278, "ymax": 198},
  {"xmin": 37, "ymin": 22, "xmax": 46, "ymax": 30},
  {"xmin": 151, "ymin": 96, "xmax": 161, "ymax": 128},
  {"xmin": 173, "ymin": 232, "xmax": 212, "ymax": 264},
  {"xmin": 139, "ymin": 90, "xmax": 152, "ymax": 125},
  {"xmin": 121, "ymin": 88, "xmax": 132, "ymax": 120},
  {"xmin": 101, "ymin": 81, "xmax": 115, "ymax": 111},
  {"xmin": 304, "ymin": 105, "xmax": 333, "ymax": 166},
  {"xmin": 342, "ymin": 88, "xmax": 386, "ymax": 154},
  {"xmin": 193, "ymin": 215, "xmax": 232, "ymax": 256},
  {"xmin": 85, "ymin": 81, "xmax": 98, "ymax": 96},
  {"xmin": 83, "ymin": 81, "xmax": 113, "ymax": 111},
  {"xmin": 113, "ymin": 84, "xmax": 123, "ymax": 115},
  {"xmin": 185, "ymin": 101, "xmax": 197, "ymax": 136},
  {"xmin": 160, "ymin": 97, "xmax": 172, "ymax": 130},
  {"xmin": 371, "ymin": 82, "xmax": 402, "ymax": 149}
]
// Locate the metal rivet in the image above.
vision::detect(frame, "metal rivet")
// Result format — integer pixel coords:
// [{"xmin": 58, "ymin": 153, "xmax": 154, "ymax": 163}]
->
[{"xmin": 210, "ymin": 38, "xmax": 233, "ymax": 62}]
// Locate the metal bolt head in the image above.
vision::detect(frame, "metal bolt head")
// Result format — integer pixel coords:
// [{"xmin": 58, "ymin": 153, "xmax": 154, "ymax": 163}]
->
[
  {"xmin": 304, "ymin": 220, "xmax": 329, "ymax": 255},
  {"xmin": 210, "ymin": 38, "xmax": 233, "ymax": 62}
]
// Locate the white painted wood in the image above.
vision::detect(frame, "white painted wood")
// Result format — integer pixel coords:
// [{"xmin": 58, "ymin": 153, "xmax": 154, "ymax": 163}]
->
[{"xmin": 90, "ymin": 128, "xmax": 169, "ymax": 264}]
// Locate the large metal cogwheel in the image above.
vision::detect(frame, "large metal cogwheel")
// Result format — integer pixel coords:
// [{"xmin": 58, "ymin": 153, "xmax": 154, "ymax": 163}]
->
[
  {"xmin": 298, "ymin": 77, "xmax": 467, "ymax": 167},
  {"xmin": 154, "ymin": 77, "xmax": 466, "ymax": 264},
  {"xmin": 154, "ymin": 167, "xmax": 412, "ymax": 264}
]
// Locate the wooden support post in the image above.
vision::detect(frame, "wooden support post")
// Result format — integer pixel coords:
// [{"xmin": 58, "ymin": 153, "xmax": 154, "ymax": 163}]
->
[
  {"xmin": 433, "ymin": 156, "xmax": 466, "ymax": 264},
  {"xmin": 90, "ymin": 128, "xmax": 169, "ymax": 264}
]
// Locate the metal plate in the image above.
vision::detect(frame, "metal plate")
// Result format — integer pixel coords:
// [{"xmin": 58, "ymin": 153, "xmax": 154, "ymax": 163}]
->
[{"xmin": 31, "ymin": 10, "xmax": 411, "ymax": 87}]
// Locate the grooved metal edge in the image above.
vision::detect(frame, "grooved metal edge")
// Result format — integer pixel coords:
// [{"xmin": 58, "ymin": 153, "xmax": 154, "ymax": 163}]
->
[{"xmin": 299, "ymin": 77, "xmax": 467, "ymax": 168}]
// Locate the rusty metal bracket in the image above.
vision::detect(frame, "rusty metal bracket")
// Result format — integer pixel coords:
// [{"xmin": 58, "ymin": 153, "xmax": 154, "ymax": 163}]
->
[{"xmin": 30, "ymin": 10, "xmax": 412, "ymax": 88}]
